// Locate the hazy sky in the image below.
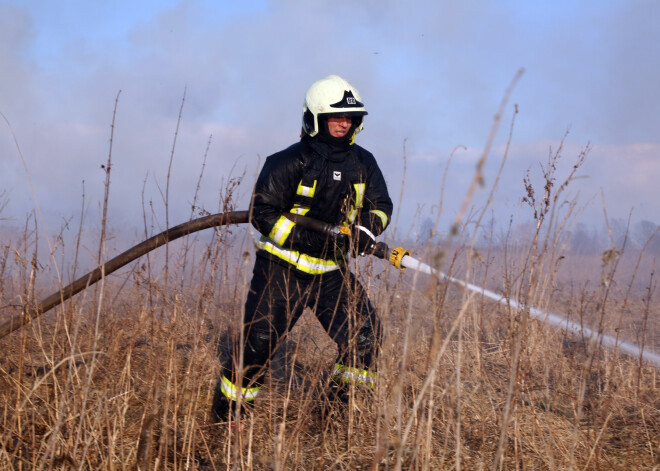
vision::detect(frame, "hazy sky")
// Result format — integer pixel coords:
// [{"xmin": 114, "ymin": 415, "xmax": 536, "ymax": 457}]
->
[{"xmin": 1, "ymin": 0, "xmax": 659, "ymax": 243}]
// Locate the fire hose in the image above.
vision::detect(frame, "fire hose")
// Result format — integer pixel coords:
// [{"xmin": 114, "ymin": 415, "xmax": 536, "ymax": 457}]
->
[{"xmin": 0, "ymin": 211, "xmax": 416, "ymax": 340}]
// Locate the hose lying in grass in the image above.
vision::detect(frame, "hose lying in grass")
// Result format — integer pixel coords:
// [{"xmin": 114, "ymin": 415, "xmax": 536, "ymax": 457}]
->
[{"xmin": 0, "ymin": 210, "xmax": 334, "ymax": 339}]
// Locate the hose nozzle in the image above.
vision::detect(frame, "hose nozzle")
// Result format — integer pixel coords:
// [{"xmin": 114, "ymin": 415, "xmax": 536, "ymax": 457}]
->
[{"xmin": 389, "ymin": 247, "xmax": 411, "ymax": 270}]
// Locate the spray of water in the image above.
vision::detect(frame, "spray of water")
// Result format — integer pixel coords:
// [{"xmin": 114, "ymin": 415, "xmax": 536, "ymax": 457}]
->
[{"xmin": 400, "ymin": 255, "xmax": 660, "ymax": 368}]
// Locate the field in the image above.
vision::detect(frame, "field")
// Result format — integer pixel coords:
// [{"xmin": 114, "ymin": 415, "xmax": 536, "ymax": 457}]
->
[
  {"xmin": 1, "ymin": 123, "xmax": 660, "ymax": 469},
  {"xmin": 1, "ymin": 204, "xmax": 659, "ymax": 470}
]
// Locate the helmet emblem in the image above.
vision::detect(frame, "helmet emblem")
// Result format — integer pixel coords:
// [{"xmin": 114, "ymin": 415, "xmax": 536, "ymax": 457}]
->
[{"xmin": 330, "ymin": 90, "xmax": 364, "ymax": 109}]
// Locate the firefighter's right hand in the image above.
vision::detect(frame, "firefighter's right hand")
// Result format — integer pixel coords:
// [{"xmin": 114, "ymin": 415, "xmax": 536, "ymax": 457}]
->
[
  {"xmin": 333, "ymin": 225, "xmax": 377, "ymax": 257},
  {"xmin": 348, "ymin": 225, "xmax": 377, "ymax": 256}
]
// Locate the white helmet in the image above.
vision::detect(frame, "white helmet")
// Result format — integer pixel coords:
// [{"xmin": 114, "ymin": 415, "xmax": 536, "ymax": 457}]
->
[{"xmin": 302, "ymin": 75, "xmax": 368, "ymax": 137}]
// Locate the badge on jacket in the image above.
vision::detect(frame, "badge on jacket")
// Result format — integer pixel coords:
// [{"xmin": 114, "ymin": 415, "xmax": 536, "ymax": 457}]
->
[{"xmin": 333, "ymin": 171, "xmax": 341, "ymax": 181}]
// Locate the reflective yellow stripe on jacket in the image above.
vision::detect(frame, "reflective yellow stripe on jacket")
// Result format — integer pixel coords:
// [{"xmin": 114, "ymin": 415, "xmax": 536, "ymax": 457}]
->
[
  {"xmin": 269, "ymin": 215, "xmax": 295, "ymax": 246},
  {"xmin": 296, "ymin": 179, "xmax": 317, "ymax": 197},
  {"xmin": 369, "ymin": 209, "xmax": 389, "ymax": 229},
  {"xmin": 347, "ymin": 183, "xmax": 365, "ymax": 224},
  {"xmin": 290, "ymin": 204, "xmax": 310, "ymax": 215},
  {"xmin": 259, "ymin": 238, "xmax": 341, "ymax": 275}
]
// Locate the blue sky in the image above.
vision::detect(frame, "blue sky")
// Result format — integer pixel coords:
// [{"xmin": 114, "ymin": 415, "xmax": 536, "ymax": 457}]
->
[{"xmin": 1, "ymin": 0, "xmax": 659, "ymax": 244}]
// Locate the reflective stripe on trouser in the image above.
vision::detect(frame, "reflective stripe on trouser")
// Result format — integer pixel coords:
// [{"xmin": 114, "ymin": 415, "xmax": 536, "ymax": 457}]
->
[
  {"xmin": 220, "ymin": 375, "xmax": 261, "ymax": 402},
  {"xmin": 331, "ymin": 363, "xmax": 377, "ymax": 388}
]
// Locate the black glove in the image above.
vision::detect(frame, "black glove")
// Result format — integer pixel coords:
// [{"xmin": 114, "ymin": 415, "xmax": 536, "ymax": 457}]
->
[
  {"xmin": 288, "ymin": 226, "xmax": 332, "ymax": 253},
  {"xmin": 348, "ymin": 225, "xmax": 377, "ymax": 256}
]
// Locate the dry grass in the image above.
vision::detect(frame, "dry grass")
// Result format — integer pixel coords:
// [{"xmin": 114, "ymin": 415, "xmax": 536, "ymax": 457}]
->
[{"xmin": 1, "ymin": 215, "xmax": 659, "ymax": 470}]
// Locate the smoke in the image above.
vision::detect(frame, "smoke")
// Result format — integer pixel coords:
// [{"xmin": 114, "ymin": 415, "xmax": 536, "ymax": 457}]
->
[{"xmin": 1, "ymin": 0, "xmax": 658, "ymax": 241}]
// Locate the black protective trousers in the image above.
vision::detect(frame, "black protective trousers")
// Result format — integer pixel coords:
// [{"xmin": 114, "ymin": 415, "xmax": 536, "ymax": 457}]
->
[{"xmin": 222, "ymin": 255, "xmax": 382, "ymax": 389}]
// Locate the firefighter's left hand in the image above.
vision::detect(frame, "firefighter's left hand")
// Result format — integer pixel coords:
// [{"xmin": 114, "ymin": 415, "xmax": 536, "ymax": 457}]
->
[{"xmin": 349, "ymin": 225, "xmax": 377, "ymax": 256}]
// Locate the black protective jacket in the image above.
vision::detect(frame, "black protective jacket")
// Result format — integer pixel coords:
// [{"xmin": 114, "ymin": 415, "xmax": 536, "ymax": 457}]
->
[{"xmin": 250, "ymin": 137, "xmax": 393, "ymax": 274}]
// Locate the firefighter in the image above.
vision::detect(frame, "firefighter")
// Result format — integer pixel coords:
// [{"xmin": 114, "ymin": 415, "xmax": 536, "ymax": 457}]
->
[{"xmin": 212, "ymin": 75, "xmax": 393, "ymax": 420}]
